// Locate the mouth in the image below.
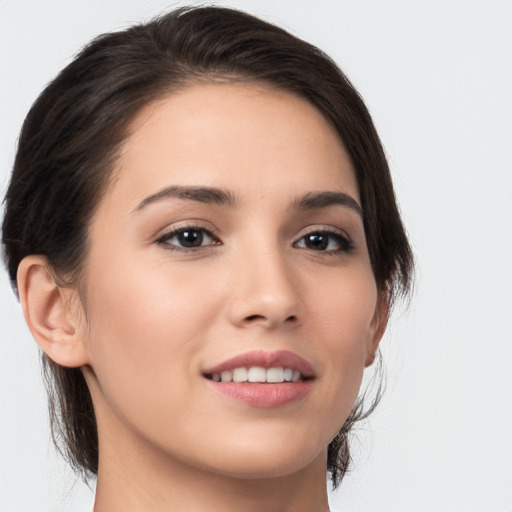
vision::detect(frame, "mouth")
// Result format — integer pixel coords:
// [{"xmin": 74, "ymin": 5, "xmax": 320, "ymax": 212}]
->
[
  {"xmin": 204, "ymin": 366, "xmax": 311, "ymax": 383},
  {"xmin": 202, "ymin": 349, "xmax": 315, "ymax": 382},
  {"xmin": 201, "ymin": 350, "xmax": 315, "ymax": 407}
]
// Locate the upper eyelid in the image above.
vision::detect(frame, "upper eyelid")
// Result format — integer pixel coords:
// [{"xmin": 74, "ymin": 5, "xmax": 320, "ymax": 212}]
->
[
  {"xmin": 295, "ymin": 225, "xmax": 351, "ymax": 240},
  {"xmin": 153, "ymin": 222, "xmax": 353, "ymax": 245},
  {"xmin": 155, "ymin": 222, "xmax": 218, "ymax": 239}
]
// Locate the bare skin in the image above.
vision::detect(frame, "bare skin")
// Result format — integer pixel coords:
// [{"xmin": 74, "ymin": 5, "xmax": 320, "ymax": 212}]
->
[{"xmin": 18, "ymin": 83, "xmax": 386, "ymax": 511}]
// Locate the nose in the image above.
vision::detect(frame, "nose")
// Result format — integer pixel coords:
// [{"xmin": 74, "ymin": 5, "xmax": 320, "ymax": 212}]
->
[{"xmin": 227, "ymin": 245, "xmax": 302, "ymax": 330}]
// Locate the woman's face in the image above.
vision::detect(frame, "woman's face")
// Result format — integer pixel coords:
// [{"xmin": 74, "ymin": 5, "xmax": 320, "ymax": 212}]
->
[{"xmin": 79, "ymin": 83, "xmax": 385, "ymax": 479}]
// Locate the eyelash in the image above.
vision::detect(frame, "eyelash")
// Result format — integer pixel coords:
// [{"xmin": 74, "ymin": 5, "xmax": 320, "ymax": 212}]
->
[
  {"xmin": 294, "ymin": 228, "xmax": 355, "ymax": 255},
  {"xmin": 156, "ymin": 224, "xmax": 219, "ymax": 252},
  {"xmin": 155, "ymin": 225, "xmax": 354, "ymax": 255}
]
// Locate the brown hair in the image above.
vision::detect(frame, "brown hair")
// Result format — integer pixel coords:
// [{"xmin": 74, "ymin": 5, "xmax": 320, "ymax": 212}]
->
[{"xmin": 2, "ymin": 5, "xmax": 413, "ymax": 487}]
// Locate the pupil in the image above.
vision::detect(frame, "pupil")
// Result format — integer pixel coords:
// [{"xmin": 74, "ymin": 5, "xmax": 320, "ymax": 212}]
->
[
  {"xmin": 306, "ymin": 234, "xmax": 327, "ymax": 250},
  {"xmin": 179, "ymin": 230, "xmax": 202, "ymax": 247}
]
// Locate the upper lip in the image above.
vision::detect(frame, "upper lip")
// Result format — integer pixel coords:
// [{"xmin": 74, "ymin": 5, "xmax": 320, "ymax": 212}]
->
[{"xmin": 202, "ymin": 350, "xmax": 315, "ymax": 379}]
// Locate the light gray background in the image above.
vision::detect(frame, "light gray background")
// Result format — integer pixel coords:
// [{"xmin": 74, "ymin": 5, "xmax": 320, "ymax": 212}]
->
[{"xmin": 1, "ymin": 1, "xmax": 511, "ymax": 511}]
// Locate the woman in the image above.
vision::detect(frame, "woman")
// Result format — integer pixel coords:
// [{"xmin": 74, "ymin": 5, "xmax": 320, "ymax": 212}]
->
[{"xmin": 2, "ymin": 6, "xmax": 412, "ymax": 511}]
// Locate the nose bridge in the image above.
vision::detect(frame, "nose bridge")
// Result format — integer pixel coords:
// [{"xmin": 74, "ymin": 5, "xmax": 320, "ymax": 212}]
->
[{"xmin": 227, "ymin": 233, "xmax": 301, "ymax": 328}]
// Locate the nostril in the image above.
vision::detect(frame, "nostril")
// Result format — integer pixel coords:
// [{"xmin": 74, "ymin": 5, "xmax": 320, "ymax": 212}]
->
[
  {"xmin": 246, "ymin": 314, "xmax": 265, "ymax": 322},
  {"xmin": 245, "ymin": 314, "xmax": 297, "ymax": 322},
  {"xmin": 244, "ymin": 314, "xmax": 298, "ymax": 325}
]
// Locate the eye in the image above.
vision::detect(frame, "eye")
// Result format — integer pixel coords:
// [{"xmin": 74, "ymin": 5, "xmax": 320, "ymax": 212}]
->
[
  {"xmin": 156, "ymin": 225, "xmax": 219, "ymax": 251},
  {"xmin": 295, "ymin": 230, "xmax": 354, "ymax": 253}
]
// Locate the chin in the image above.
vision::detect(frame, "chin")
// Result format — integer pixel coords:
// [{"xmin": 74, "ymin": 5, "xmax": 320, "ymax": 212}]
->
[
  {"xmin": 189, "ymin": 427, "xmax": 331, "ymax": 480},
  {"xmin": 212, "ymin": 451, "xmax": 326, "ymax": 481}
]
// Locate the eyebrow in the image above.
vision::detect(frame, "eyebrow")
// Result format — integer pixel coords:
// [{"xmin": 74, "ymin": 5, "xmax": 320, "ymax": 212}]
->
[
  {"xmin": 133, "ymin": 185, "xmax": 238, "ymax": 212},
  {"xmin": 292, "ymin": 191, "xmax": 363, "ymax": 217},
  {"xmin": 133, "ymin": 185, "xmax": 362, "ymax": 217}
]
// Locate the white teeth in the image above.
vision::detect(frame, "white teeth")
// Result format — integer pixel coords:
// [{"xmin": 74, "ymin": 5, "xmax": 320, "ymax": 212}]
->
[
  {"xmin": 232, "ymin": 367, "xmax": 248, "ymax": 382},
  {"xmin": 266, "ymin": 367, "xmax": 284, "ymax": 383},
  {"xmin": 220, "ymin": 370, "xmax": 233, "ymax": 382},
  {"xmin": 248, "ymin": 366, "xmax": 266, "ymax": 382},
  {"xmin": 211, "ymin": 367, "xmax": 304, "ymax": 383}
]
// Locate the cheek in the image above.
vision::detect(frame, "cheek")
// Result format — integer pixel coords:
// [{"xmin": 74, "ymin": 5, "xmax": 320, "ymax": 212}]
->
[
  {"xmin": 87, "ymin": 252, "xmax": 222, "ymax": 340},
  {"xmin": 82, "ymin": 257, "xmax": 222, "ymax": 421},
  {"xmin": 307, "ymin": 263, "xmax": 378, "ymax": 351},
  {"xmin": 304, "ymin": 265, "xmax": 378, "ymax": 421}
]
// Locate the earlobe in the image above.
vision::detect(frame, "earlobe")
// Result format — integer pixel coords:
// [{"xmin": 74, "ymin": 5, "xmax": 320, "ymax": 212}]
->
[
  {"xmin": 365, "ymin": 290, "xmax": 389, "ymax": 367},
  {"xmin": 17, "ymin": 255, "xmax": 89, "ymax": 368}
]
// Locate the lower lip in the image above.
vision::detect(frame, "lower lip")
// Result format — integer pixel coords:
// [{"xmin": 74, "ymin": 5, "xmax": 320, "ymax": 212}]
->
[{"xmin": 205, "ymin": 380, "xmax": 313, "ymax": 408}]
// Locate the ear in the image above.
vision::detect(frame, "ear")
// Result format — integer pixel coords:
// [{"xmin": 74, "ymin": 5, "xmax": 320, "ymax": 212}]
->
[
  {"xmin": 365, "ymin": 289, "xmax": 389, "ymax": 367},
  {"xmin": 17, "ymin": 255, "xmax": 89, "ymax": 368}
]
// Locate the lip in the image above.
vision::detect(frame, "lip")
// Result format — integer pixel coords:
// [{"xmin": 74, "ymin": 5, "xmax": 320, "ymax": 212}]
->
[
  {"xmin": 202, "ymin": 350, "xmax": 315, "ymax": 408},
  {"xmin": 202, "ymin": 350, "xmax": 315, "ymax": 378}
]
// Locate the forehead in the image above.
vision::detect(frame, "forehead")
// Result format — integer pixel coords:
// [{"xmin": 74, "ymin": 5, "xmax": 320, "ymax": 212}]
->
[{"xmin": 105, "ymin": 82, "xmax": 359, "ymax": 212}]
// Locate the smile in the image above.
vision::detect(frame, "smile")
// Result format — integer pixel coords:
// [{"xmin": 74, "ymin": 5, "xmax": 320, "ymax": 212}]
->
[
  {"xmin": 202, "ymin": 350, "xmax": 315, "ymax": 407},
  {"xmin": 207, "ymin": 366, "xmax": 304, "ymax": 383}
]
